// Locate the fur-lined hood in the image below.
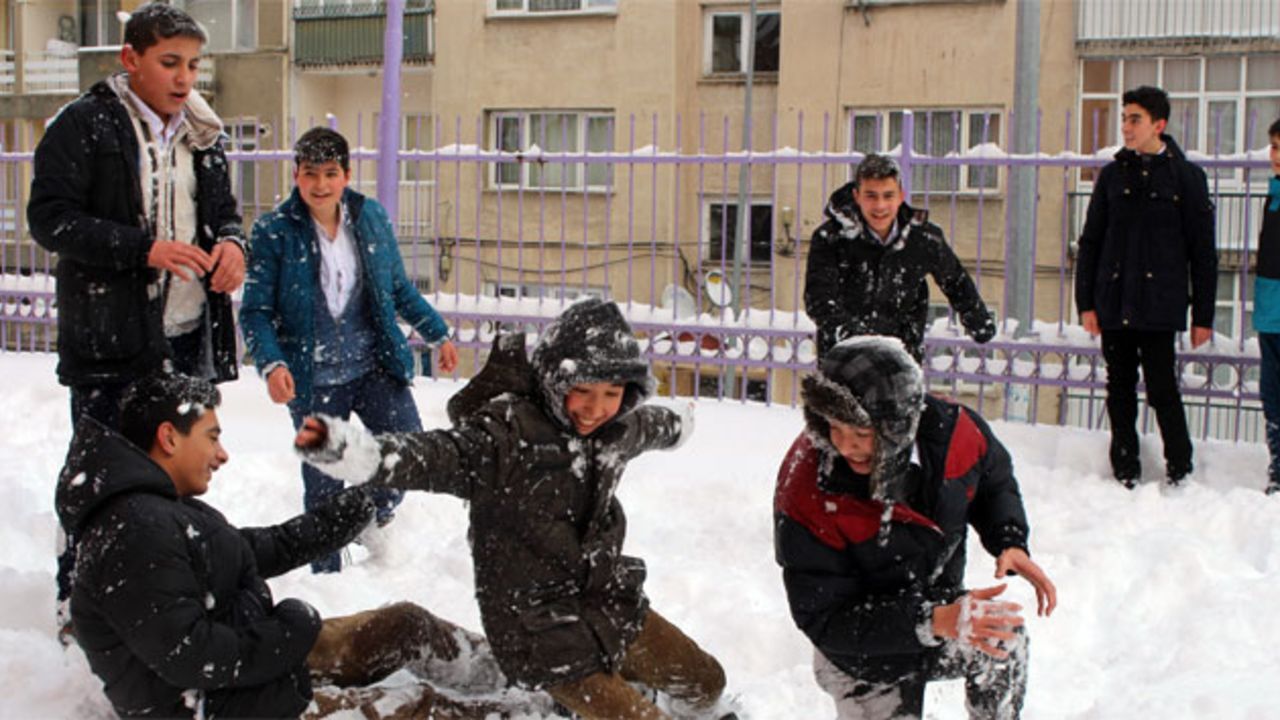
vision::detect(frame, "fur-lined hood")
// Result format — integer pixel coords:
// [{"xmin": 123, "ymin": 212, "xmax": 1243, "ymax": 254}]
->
[{"xmin": 800, "ymin": 335, "xmax": 925, "ymax": 501}]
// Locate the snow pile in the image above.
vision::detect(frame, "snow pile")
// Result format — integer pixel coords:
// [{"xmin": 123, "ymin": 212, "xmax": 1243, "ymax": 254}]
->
[{"xmin": 0, "ymin": 353, "xmax": 1277, "ymax": 718}]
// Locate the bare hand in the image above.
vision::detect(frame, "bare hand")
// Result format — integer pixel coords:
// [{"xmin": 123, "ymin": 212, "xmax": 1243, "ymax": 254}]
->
[
  {"xmin": 148, "ymin": 239, "xmax": 213, "ymax": 281},
  {"xmin": 294, "ymin": 416, "xmax": 329, "ymax": 449},
  {"xmin": 437, "ymin": 340, "xmax": 459, "ymax": 374},
  {"xmin": 208, "ymin": 242, "xmax": 246, "ymax": 294},
  {"xmin": 995, "ymin": 547, "xmax": 1058, "ymax": 617},
  {"xmin": 1081, "ymin": 310, "xmax": 1100, "ymax": 338},
  {"xmin": 1189, "ymin": 325, "xmax": 1213, "ymax": 349},
  {"xmin": 267, "ymin": 366, "xmax": 296, "ymax": 405},
  {"xmin": 933, "ymin": 584, "xmax": 1024, "ymax": 659}
]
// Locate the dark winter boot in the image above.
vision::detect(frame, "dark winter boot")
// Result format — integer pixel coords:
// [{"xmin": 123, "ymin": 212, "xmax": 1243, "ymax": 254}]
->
[
  {"xmin": 1110, "ymin": 440, "xmax": 1140, "ymax": 489},
  {"xmin": 1266, "ymin": 478, "xmax": 1280, "ymax": 496},
  {"xmin": 1166, "ymin": 460, "xmax": 1193, "ymax": 488}
]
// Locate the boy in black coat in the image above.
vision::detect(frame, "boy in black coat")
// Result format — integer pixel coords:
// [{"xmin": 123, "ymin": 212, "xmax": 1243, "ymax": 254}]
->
[
  {"xmin": 296, "ymin": 299, "xmax": 731, "ymax": 720},
  {"xmin": 774, "ymin": 336, "xmax": 1056, "ymax": 720},
  {"xmin": 1075, "ymin": 85, "xmax": 1218, "ymax": 487},
  {"xmin": 804, "ymin": 154, "xmax": 996, "ymax": 361},
  {"xmin": 27, "ymin": 2, "xmax": 247, "ymax": 630},
  {"xmin": 56, "ymin": 372, "xmax": 505, "ymax": 719}
]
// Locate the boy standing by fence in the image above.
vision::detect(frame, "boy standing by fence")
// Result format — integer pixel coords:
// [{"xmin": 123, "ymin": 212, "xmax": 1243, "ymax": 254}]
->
[
  {"xmin": 239, "ymin": 126, "xmax": 458, "ymax": 573},
  {"xmin": 27, "ymin": 2, "xmax": 246, "ymax": 637},
  {"xmin": 1253, "ymin": 118, "xmax": 1280, "ymax": 496},
  {"xmin": 1075, "ymin": 85, "xmax": 1218, "ymax": 488}
]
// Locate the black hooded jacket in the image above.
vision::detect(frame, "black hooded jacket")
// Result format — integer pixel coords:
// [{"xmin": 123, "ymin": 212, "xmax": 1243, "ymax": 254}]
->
[
  {"xmin": 774, "ymin": 338, "xmax": 1029, "ymax": 678},
  {"xmin": 1075, "ymin": 134, "xmax": 1217, "ymax": 332},
  {"xmin": 27, "ymin": 78, "xmax": 244, "ymax": 386},
  {"xmin": 55, "ymin": 417, "xmax": 374, "ymax": 718},
  {"xmin": 804, "ymin": 181, "xmax": 995, "ymax": 359},
  {"xmin": 304, "ymin": 299, "xmax": 688, "ymax": 689}
]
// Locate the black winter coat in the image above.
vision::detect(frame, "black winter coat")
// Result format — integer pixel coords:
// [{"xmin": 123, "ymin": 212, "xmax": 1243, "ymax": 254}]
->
[
  {"xmin": 1075, "ymin": 134, "xmax": 1217, "ymax": 332},
  {"xmin": 774, "ymin": 396, "xmax": 1029, "ymax": 678},
  {"xmin": 359, "ymin": 395, "xmax": 682, "ymax": 689},
  {"xmin": 28, "ymin": 79, "xmax": 244, "ymax": 386},
  {"xmin": 55, "ymin": 418, "xmax": 374, "ymax": 718},
  {"xmin": 804, "ymin": 182, "xmax": 995, "ymax": 359}
]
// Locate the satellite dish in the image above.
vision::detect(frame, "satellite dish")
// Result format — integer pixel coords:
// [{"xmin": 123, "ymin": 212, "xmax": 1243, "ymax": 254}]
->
[
  {"xmin": 702, "ymin": 269, "xmax": 734, "ymax": 308},
  {"xmin": 658, "ymin": 284, "xmax": 698, "ymax": 319}
]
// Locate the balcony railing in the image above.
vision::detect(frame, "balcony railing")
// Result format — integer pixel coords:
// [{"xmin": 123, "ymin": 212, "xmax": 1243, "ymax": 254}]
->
[
  {"xmin": 294, "ymin": 0, "xmax": 434, "ymax": 68},
  {"xmin": 1077, "ymin": 0, "xmax": 1280, "ymax": 44}
]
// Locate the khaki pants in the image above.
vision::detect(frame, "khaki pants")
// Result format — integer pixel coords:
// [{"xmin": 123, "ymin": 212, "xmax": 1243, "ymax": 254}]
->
[
  {"xmin": 306, "ymin": 601, "xmax": 535, "ymax": 719},
  {"xmin": 548, "ymin": 608, "xmax": 726, "ymax": 720}
]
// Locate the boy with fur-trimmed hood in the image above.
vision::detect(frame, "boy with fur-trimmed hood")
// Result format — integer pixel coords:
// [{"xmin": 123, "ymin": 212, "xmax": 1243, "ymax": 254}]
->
[
  {"xmin": 295, "ymin": 298, "xmax": 732, "ymax": 720},
  {"xmin": 774, "ymin": 336, "xmax": 1056, "ymax": 720}
]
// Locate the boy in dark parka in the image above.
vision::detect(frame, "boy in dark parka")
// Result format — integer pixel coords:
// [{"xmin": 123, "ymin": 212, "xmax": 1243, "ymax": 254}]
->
[{"xmin": 295, "ymin": 298, "xmax": 731, "ymax": 720}]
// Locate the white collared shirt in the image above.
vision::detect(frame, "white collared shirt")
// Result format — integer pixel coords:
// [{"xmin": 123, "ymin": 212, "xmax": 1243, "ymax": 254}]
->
[
  {"xmin": 314, "ymin": 203, "xmax": 359, "ymax": 319},
  {"xmin": 124, "ymin": 86, "xmax": 186, "ymax": 149},
  {"xmin": 871, "ymin": 219, "xmax": 901, "ymax": 247}
]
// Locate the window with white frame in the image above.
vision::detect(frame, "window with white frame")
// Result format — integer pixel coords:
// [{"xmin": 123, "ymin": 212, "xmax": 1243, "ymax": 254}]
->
[
  {"xmin": 848, "ymin": 109, "xmax": 1003, "ymax": 193},
  {"xmin": 175, "ymin": 0, "xmax": 258, "ymax": 51},
  {"xmin": 491, "ymin": 111, "xmax": 614, "ymax": 190},
  {"xmin": 704, "ymin": 200, "xmax": 773, "ymax": 264},
  {"xmin": 80, "ymin": 0, "xmax": 122, "ymax": 47},
  {"xmin": 491, "ymin": 0, "xmax": 616, "ymax": 15},
  {"xmin": 704, "ymin": 9, "xmax": 781, "ymax": 75},
  {"xmin": 401, "ymin": 113, "xmax": 433, "ymax": 183},
  {"xmin": 1079, "ymin": 54, "xmax": 1280, "ymax": 185}
]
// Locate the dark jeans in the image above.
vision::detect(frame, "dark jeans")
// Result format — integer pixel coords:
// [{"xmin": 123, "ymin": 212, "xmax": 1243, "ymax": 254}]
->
[
  {"xmin": 289, "ymin": 370, "xmax": 419, "ymax": 573},
  {"xmin": 814, "ymin": 633, "xmax": 1028, "ymax": 720},
  {"xmin": 1260, "ymin": 333, "xmax": 1280, "ymax": 482},
  {"xmin": 59, "ymin": 329, "xmax": 204, "ymax": 605},
  {"xmin": 1100, "ymin": 329, "xmax": 1193, "ymax": 478}
]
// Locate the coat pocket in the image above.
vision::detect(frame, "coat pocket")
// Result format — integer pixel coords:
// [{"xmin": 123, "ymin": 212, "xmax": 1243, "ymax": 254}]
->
[{"xmin": 60, "ymin": 266, "xmax": 154, "ymax": 361}]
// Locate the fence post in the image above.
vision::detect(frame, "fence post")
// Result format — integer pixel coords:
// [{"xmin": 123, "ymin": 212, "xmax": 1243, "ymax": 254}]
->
[
  {"xmin": 899, "ymin": 110, "xmax": 913, "ymax": 201},
  {"xmin": 377, "ymin": 0, "xmax": 405, "ymax": 221}
]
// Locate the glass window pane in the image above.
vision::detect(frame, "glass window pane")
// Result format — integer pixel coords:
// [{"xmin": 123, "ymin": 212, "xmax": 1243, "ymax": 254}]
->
[
  {"xmin": 967, "ymin": 113, "xmax": 1001, "ymax": 189},
  {"xmin": 587, "ymin": 0, "xmax": 617, "ymax": 7},
  {"xmin": 711, "ymin": 15, "xmax": 742, "ymax": 73},
  {"xmin": 1082, "ymin": 59, "xmax": 1117, "ymax": 93},
  {"xmin": 530, "ymin": 0, "xmax": 581, "ymax": 10},
  {"xmin": 852, "ymin": 114, "xmax": 881, "ymax": 154},
  {"xmin": 754, "ymin": 13, "xmax": 781, "ymax": 73},
  {"xmin": 1205, "ymin": 101, "xmax": 1237, "ymax": 154},
  {"xmin": 586, "ymin": 116, "xmax": 613, "ymax": 187},
  {"xmin": 496, "ymin": 116, "xmax": 521, "ymax": 186},
  {"xmin": 1123, "ymin": 59, "xmax": 1157, "ymax": 90},
  {"xmin": 924, "ymin": 111, "xmax": 960, "ymax": 192},
  {"xmin": 750, "ymin": 205, "xmax": 773, "ymax": 262},
  {"xmin": 1080, "ymin": 99, "xmax": 1114, "ymax": 181},
  {"xmin": 1247, "ymin": 54, "xmax": 1280, "ymax": 91},
  {"xmin": 1206, "ymin": 56, "xmax": 1240, "ymax": 92},
  {"xmin": 530, "ymin": 113, "xmax": 579, "ymax": 188},
  {"xmin": 1163, "ymin": 58, "xmax": 1201, "ymax": 92},
  {"xmin": 887, "ymin": 111, "xmax": 905, "ymax": 153},
  {"xmin": 1168, "ymin": 98, "xmax": 1200, "ymax": 151},
  {"xmin": 1247, "ymin": 97, "xmax": 1280, "ymax": 183},
  {"xmin": 186, "ymin": 0, "xmax": 233, "ymax": 51},
  {"xmin": 709, "ymin": 204, "xmax": 734, "ymax": 261}
]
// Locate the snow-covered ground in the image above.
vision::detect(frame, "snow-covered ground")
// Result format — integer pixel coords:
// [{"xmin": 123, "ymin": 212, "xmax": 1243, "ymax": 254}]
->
[{"xmin": 0, "ymin": 352, "xmax": 1277, "ymax": 719}]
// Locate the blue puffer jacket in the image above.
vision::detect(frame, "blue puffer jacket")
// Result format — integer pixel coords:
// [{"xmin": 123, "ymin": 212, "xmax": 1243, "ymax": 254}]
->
[{"xmin": 239, "ymin": 188, "xmax": 449, "ymax": 412}]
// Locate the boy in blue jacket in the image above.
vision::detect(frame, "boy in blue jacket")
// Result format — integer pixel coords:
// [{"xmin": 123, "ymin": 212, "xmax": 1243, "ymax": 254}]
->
[
  {"xmin": 1254, "ymin": 117, "xmax": 1280, "ymax": 496},
  {"xmin": 239, "ymin": 127, "xmax": 458, "ymax": 571}
]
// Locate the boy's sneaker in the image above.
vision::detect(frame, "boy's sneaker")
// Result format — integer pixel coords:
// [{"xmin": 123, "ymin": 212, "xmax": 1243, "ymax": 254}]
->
[
  {"xmin": 1114, "ymin": 469, "xmax": 1139, "ymax": 490},
  {"xmin": 1166, "ymin": 462, "xmax": 1192, "ymax": 488}
]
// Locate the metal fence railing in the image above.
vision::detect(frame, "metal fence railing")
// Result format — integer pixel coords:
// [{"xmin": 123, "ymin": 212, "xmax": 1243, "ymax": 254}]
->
[{"xmin": 0, "ymin": 109, "xmax": 1273, "ymax": 442}]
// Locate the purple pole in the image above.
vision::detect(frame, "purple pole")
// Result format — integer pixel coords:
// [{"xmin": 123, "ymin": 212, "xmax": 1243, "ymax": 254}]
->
[{"xmin": 376, "ymin": 0, "xmax": 405, "ymax": 220}]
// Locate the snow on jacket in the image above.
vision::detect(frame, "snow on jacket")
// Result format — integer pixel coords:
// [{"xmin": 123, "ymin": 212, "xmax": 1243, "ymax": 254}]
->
[
  {"xmin": 1253, "ymin": 176, "xmax": 1280, "ymax": 333},
  {"xmin": 27, "ymin": 77, "xmax": 244, "ymax": 387},
  {"xmin": 302, "ymin": 299, "xmax": 689, "ymax": 689},
  {"xmin": 803, "ymin": 181, "xmax": 995, "ymax": 359},
  {"xmin": 55, "ymin": 417, "xmax": 375, "ymax": 718},
  {"xmin": 1075, "ymin": 134, "xmax": 1217, "ymax": 333},
  {"xmin": 774, "ymin": 339, "xmax": 1029, "ymax": 677},
  {"xmin": 239, "ymin": 187, "xmax": 449, "ymax": 413}
]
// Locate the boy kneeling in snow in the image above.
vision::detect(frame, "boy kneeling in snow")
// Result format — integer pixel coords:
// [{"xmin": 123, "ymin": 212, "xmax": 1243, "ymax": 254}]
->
[
  {"xmin": 296, "ymin": 298, "xmax": 732, "ymax": 720},
  {"xmin": 56, "ymin": 372, "xmax": 505, "ymax": 719},
  {"xmin": 774, "ymin": 337, "xmax": 1057, "ymax": 720}
]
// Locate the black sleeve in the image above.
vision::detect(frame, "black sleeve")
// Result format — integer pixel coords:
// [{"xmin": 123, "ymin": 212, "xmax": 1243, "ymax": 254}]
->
[
  {"xmin": 27, "ymin": 104, "xmax": 153, "ymax": 269},
  {"xmin": 204, "ymin": 143, "xmax": 246, "ymax": 250},
  {"xmin": 775, "ymin": 514, "xmax": 937, "ymax": 658},
  {"xmin": 925, "ymin": 229, "xmax": 995, "ymax": 343},
  {"xmin": 964, "ymin": 411, "xmax": 1030, "ymax": 558},
  {"xmin": 1181, "ymin": 164, "xmax": 1218, "ymax": 329},
  {"xmin": 804, "ymin": 226, "xmax": 861, "ymax": 338},
  {"xmin": 240, "ymin": 485, "xmax": 376, "ymax": 578},
  {"xmin": 1075, "ymin": 166, "xmax": 1111, "ymax": 316}
]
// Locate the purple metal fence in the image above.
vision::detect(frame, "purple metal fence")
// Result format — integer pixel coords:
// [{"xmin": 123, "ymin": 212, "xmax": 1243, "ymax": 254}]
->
[{"xmin": 0, "ymin": 110, "xmax": 1271, "ymax": 441}]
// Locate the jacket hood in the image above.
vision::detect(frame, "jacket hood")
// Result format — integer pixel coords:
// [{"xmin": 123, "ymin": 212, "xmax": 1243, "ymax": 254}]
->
[
  {"xmin": 531, "ymin": 298, "xmax": 655, "ymax": 433},
  {"xmin": 100, "ymin": 73, "xmax": 224, "ymax": 151},
  {"xmin": 800, "ymin": 335, "xmax": 925, "ymax": 502},
  {"xmin": 54, "ymin": 416, "xmax": 177, "ymax": 533},
  {"xmin": 821, "ymin": 180, "xmax": 929, "ymax": 247}
]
